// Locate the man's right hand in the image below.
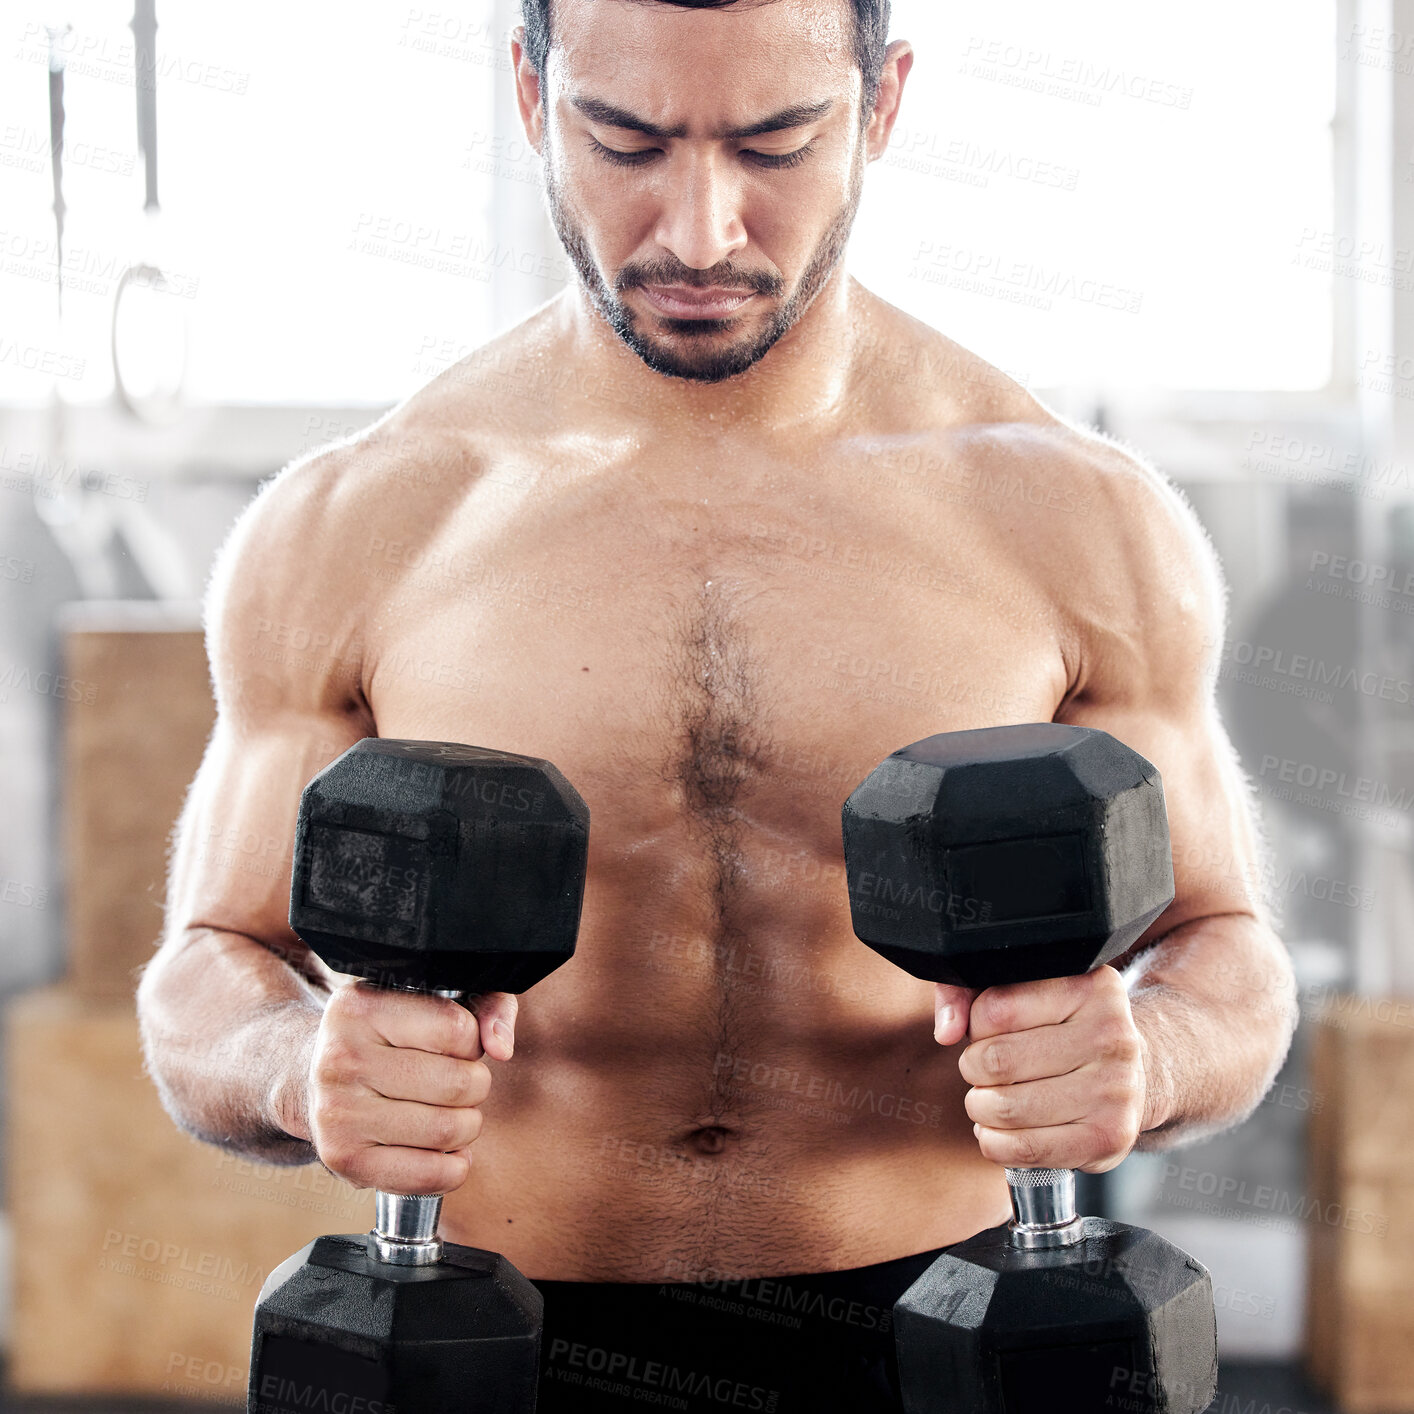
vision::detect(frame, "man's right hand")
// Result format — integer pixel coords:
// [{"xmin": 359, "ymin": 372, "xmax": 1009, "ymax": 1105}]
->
[{"xmin": 291, "ymin": 982, "xmax": 518, "ymax": 1196}]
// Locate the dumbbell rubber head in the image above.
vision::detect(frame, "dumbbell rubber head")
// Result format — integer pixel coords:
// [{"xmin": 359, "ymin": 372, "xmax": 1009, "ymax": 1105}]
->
[
  {"xmin": 252, "ymin": 1236, "xmax": 542, "ymax": 1414},
  {"xmin": 841, "ymin": 723, "xmax": 1174, "ymax": 989},
  {"xmin": 289, "ymin": 739, "xmax": 590, "ymax": 994},
  {"xmin": 894, "ymin": 1219, "xmax": 1218, "ymax": 1414}
]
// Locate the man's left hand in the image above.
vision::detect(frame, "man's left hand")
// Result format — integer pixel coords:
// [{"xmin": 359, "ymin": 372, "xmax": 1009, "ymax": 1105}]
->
[{"xmin": 936, "ymin": 967, "xmax": 1148, "ymax": 1174}]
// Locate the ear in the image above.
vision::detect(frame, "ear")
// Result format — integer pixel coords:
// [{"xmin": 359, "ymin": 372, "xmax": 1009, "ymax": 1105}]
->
[
  {"xmin": 864, "ymin": 39, "xmax": 914, "ymax": 162},
  {"xmin": 511, "ymin": 25, "xmax": 546, "ymax": 153}
]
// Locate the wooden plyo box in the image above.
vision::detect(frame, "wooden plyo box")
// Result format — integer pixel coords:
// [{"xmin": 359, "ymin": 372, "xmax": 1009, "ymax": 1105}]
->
[
  {"xmin": 5, "ymin": 987, "xmax": 372, "ymax": 1400},
  {"xmin": 1306, "ymin": 994, "xmax": 1414, "ymax": 1412},
  {"xmin": 59, "ymin": 601, "xmax": 215, "ymax": 999}
]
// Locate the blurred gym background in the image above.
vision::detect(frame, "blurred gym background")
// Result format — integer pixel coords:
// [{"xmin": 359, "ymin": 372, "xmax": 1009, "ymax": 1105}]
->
[{"xmin": 0, "ymin": 0, "xmax": 1409, "ymax": 1408}]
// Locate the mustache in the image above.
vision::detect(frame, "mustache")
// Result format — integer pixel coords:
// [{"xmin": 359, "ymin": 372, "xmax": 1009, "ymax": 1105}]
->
[{"xmin": 616, "ymin": 265, "xmax": 784, "ymax": 297}]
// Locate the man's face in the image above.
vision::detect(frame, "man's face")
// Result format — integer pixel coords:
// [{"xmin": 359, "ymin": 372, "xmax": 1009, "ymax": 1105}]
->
[{"xmin": 532, "ymin": 0, "xmax": 868, "ymax": 383}]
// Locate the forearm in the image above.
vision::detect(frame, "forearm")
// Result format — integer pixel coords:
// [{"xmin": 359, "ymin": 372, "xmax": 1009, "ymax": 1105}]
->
[
  {"xmin": 1125, "ymin": 914, "xmax": 1297, "ymax": 1149},
  {"xmin": 136, "ymin": 927, "xmax": 325, "ymax": 1165}
]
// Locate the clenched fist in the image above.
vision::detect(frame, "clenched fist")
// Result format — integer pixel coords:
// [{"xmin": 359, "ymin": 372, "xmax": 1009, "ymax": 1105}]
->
[
  {"xmin": 935, "ymin": 966, "xmax": 1148, "ymax": 1174},
  {"xmin": 286, "ymin": 981, "xmax": 519, "ymax": 1196}
]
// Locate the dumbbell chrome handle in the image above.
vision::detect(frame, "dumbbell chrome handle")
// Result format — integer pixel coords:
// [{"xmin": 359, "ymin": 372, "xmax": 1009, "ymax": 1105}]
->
[
  {"xmin": 1005, "ymin": 1168, "xmax": 1085, "ymax": 1250},
  {"xmin": 367, "ymin": 988, "xmax": 462, "ymax": 1267},
  {"xmin": 372, "ymin": 1191, "xmax": 445, "ymax": 1265}
]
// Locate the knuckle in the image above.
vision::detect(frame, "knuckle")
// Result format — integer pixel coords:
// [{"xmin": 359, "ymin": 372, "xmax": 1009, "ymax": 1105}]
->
[
  {"xmin": 310, "ymin": 1091, "xmax": 353, "ymax": 1137},
  {"xmin": 1088, "ymin": 1119, "xmax": 1129, "ymax": 1160},
  {"xmin": 434, "ymin": 1067, "xmax": 465, "ymax": 1108},
  {"xmin": 1096, "ymin": 1018, "xmax": 1137, "ymax": 1058},
  {"xmin": 1009, "ymin": 1132, "xmax": 1046, "ymax": 1168},
  {"xmin": 313, "ymin": 1056, "xmax": 356, "ymax": 1094},
  {"xmin": 1105, "ymin": 1070, "xmax": 1144, "ymax": 1109},
  {"xmin": 315, "ymin": 1026, "xmax": 344, "ymax": 1060},
  {"xmin": 1090, "ymin": 966, "xmax": 1124, "ymax": 996},
  {"xmin": 336, "ymin": 984, "xmax": 376, "ymax": 1020},
  {"xmin": 1088, "ymin": 1121, "xmax": 1117, "ymax": 1155},
  {"xmin": 1098, "ymin": 1085, "xmax": 1135, "ymax": 1117},
  {"xmin": 982, "ymin": 1040, "xmax": 1012, "ymax": 1081},
  {"xmin": 427, "ymin": 1108, "xmax": 461, "ymax": 1150},
  {"xmin": 318, "ymin": 1141, "xmax": 361, "ymax": 1183}
]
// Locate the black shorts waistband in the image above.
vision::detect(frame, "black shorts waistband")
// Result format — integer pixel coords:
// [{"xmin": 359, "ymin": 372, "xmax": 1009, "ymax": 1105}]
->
[{"xmin": 533, "ymin": 1246, "xmax": 946, "ymax": 1414}]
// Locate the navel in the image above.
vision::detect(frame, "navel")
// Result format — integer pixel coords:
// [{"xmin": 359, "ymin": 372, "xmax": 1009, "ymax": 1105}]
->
[{"xmin": 685, "ymin": 1124, "xmax": 736, "ymax": 1157}]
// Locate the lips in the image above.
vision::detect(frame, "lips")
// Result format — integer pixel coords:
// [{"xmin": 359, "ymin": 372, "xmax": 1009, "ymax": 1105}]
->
[{"xmin": 640, "ymin": 285, "xmax": 756, "ymax": 319}]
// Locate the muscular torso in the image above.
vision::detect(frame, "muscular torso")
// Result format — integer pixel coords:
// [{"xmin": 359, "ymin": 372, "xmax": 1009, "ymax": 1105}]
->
[{"xmin": 300, "ymin": 292, "xmax": 1092, "ymax": 1280}]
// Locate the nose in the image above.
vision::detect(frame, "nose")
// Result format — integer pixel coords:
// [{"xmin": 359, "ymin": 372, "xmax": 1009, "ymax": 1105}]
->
[{"xmin": 653, "ymin": 148, "xmax": 749, "ymax": 272}]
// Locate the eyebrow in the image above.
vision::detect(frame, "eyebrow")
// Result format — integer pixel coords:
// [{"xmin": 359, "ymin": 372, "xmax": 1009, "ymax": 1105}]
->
[{"xmin": 568, "ymin": 95, "xmax": 835, "ymax": 141}]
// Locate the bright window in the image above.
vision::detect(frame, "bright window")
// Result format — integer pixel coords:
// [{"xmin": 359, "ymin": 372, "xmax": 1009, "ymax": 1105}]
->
[
  {"xmin": 852, "ymin": 0, "xmax": 1338, "ymax": 391},
  {"xmin": 0, "ymin": 1, "xmax": 1338, "ymax": 405},
  {"xmin": 1, "ymin": 0, "xmax": 506, "ymax": 404}
]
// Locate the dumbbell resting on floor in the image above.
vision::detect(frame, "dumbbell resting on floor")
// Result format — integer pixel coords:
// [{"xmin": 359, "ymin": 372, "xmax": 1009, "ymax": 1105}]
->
[
  {"xmin": 843, "ymin": 723, "xmax": 1218, "ymax": 1414},
  {"xmin": 248, "ymin": 738, "xmax": 589, "ymax": 1414}
]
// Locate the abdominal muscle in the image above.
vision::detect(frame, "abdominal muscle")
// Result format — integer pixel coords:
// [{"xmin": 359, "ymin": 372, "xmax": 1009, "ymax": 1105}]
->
[{"xmin": 433, "ymin": 894, "xmax": 1014, "ymax": 1283}]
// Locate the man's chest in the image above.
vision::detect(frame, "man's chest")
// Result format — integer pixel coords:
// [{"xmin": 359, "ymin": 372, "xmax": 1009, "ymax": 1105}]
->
[{"xmin": 359, "ymin": 461, "xmax": 1072, "ymax": 857}]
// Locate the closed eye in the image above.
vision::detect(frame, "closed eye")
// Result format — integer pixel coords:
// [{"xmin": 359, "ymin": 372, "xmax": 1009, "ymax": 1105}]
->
[
  {"xmin": 742, "ymin": 142, "xmax": 816, "ymax": 170},
  {"xmin": 588, "ymin": 136, "xmax": 818, "ymax": 170},
  {"xmin": 588, "ymin": 136, "xmax": 660, "ymax": 167}
]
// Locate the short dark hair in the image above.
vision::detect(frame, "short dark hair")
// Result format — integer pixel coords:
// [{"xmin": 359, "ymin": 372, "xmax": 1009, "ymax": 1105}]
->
[{"xmin": 520, "ymin": 0, "xmax": 892, "ymax": 119}]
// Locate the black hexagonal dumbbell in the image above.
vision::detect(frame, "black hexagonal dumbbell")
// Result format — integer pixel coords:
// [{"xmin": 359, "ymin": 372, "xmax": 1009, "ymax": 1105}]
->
[
  {"xmin": 249, "ymin": 739, "xmax": 589, "ymax": 1414},
  {"xmin": 842, "ymin": 723, "xmax": 1217, "ymax": 1414}
]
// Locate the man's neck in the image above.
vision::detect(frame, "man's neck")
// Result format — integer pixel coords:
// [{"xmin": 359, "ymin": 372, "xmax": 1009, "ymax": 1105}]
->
[{"xmin": 556, "ymin": 269, "xmax": 864, "ymax": 437}]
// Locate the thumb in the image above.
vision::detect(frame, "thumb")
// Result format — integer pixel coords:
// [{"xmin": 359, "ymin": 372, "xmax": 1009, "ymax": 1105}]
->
[
  {"xmin": 933, "ymin": 984, "xmax": 976, "ymax": 1047},
  {"xmin": 468, "ymin": 992, "xmax": 519, "ymax": 1062}
]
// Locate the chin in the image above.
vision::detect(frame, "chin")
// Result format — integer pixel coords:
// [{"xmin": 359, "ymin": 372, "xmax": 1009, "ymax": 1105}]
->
[{"xmin": 641, "ymin": 345, "xmax": 775, "ymax": 383}]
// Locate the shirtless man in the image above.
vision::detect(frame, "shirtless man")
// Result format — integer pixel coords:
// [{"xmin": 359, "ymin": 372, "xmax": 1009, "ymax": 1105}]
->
[{"xmin": 137, "ymin": 1, "xmax": 1298, "ymax": 1408}]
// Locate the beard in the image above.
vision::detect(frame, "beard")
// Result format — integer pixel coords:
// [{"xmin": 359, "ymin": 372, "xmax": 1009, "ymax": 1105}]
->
[{"xmin": 543, "ymin": 144, "xmax": 864, "ymax": 384}]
